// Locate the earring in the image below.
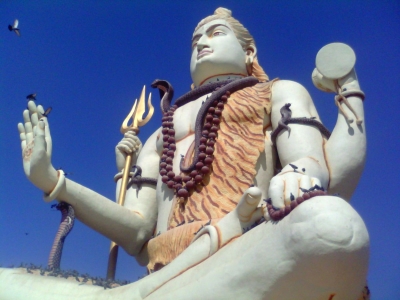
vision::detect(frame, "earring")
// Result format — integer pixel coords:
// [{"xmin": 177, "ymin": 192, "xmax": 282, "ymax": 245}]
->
[{"xmin": 245, "ymin": 54, "xmax": 253, "ymax": 75}]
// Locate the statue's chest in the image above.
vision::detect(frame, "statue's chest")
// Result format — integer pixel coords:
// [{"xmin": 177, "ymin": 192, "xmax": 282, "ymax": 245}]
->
[
  {"xmin": 156, "ymin": 93, "xmax": 210, "ymax": 154},
  {"xmin": 169, "ymin": 87, "xmax": 270, "ymax": 227}
]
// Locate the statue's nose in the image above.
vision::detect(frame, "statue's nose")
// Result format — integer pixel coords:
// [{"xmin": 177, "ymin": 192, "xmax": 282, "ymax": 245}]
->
[{"xmin": 197, "ymin": 35, "xmax": 210, "ymax": 51}]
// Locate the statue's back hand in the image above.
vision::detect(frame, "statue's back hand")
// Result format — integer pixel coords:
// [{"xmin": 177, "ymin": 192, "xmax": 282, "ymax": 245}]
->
[
  {"xmin": 115, "ymin": 130, "xmax": 142, "ymax": 172},
  {"xmin": 18, "ymin": 101, "xmax": 59, "ymax": 194},
  {"xmin": 268, "ymin": 160, "xmax": 326, "ymax": 209}
]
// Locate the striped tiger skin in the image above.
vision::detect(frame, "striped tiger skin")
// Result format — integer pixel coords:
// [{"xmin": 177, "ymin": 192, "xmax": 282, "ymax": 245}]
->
[{"xmin": 169, "ymin": 81, "xmax": 274, "ymax": 229}]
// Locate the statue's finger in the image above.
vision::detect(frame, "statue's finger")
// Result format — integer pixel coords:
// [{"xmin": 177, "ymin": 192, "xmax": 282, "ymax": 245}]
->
[
  {"xmin": 40, "ymin": 118, "xmax": 52, "ymax": 156},
  {"xmin": 310, "ymin": 177, "xmax": 322, "ymax": 190},
  {"xmin": 283, "ymin": 173, "xmax": 301, "ymax": 205},
  {"xmin": 28, "ymin": 101, "xmax": 39, "ymax": 127},
  {"xmin": 37, "ymin": 105, "xmax": 45, "ymax": 118},
  {"xmin": 23, "ymin": 110, "xmax": 33, "ymax": 144},
  {"xmin": 18, "ymin": 123, "xmax": 27, "ymax": 150},
  {"xmin": 268, "ymin": 176, "xmax": 285, "ymax": 208},
  {"xmin": 18, "ymin": 122, "xmax": 26, "ymax": 136},
  {"xmin": 23, "ymin": 109, "xmax": 30, "ymax": 124},
  {"xmin": 124, "ymin": 132, "xmax": 141, "ymax": 145},
  {"xmin": 299, "ymin": 175, "xmax": 312, "ymax": 195},
  {"xmin": 124, "ymin": 131, "xmax": 137, "ymax": 138},
  {"xmin": 117, "ymin": 144, "xmax": 131, "ymax": 154},
  {"xmin": 27, "ymin": 100, "xmax": 37, "ymax": 111},
  {"xmin": 237, "ymin": 187, "xmax": 262, "ymax": 222},
  {"xmin": 40, "ymin": 117, "xmax": 51, "ymax": 138},
  {"xmin": 33, "ymin": 120, "xmax": 47, "ymax": 154},
  {"xmin": 119, "ymin": 140, "xmax": 135, "ymax": 150},
  {"xmin": 125, "ymin": 130, "xmax": 137, "ymax": 137}
]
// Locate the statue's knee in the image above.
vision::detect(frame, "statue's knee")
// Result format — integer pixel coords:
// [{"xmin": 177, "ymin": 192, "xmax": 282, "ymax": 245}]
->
[
  {"xmin": 288, "ymin": 195, "xmax": 369, "ymax": 253},
  {"xmin": 278, "ymin": 196, "xmax": 370, "ymax": 293}
]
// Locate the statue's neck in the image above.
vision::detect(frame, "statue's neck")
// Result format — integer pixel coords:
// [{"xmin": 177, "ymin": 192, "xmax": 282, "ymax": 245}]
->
[{"xmin": 198, "ymin": 73, "xmax": 246, "ymax": 87}]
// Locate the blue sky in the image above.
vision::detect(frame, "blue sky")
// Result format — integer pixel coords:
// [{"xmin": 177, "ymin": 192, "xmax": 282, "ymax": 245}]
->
[{"xmin": 1, "ymin": 1, "xmax": 399, "ymax": 298}]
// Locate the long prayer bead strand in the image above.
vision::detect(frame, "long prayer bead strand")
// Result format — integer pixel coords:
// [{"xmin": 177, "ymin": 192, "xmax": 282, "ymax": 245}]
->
[{"xmin": 159, "ymin": 88, "xmax": 231, "ymax": 201}]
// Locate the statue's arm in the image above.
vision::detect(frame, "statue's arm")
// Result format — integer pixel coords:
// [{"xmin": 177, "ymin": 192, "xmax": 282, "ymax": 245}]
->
[
  {"xmin": 58, "ymin": 130, "xmax": 160, "ymax": 256},
  {"xmin": 311, "ymin": 44, "xmax": 366, "ymax": 200},
  {"xmin": 18, "ymin": 101, "xmax": 159, "ymax": 256},
  {"xmin": 313, "ymin": 68, "xmax": 366, "ymax": 200},
  {"xmin": 269, "ymin": 80, "xmax": 329, "ymax": 207}
]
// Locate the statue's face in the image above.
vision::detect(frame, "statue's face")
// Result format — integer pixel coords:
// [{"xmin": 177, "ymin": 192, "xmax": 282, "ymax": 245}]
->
[{"xmin": 190, "ymin": 19, "xmax": 247, "ymax": 86}]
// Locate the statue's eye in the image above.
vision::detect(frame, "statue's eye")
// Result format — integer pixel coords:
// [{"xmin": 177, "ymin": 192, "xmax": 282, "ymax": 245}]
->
[{"xmin": 213, "ymin": 31, "xmax": 225, "ymax": 36}]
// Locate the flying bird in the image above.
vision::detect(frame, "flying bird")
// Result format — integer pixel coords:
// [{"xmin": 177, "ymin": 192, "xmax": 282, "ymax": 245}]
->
[
  {"xmin": 42, "ymin": 106, "xmax": 52, "ymax": 117},
  {"xmin": 8, "ymin": 19, "xmax": 20, "ymax": 36},
  {"xmin": 26, "ymin": 93, "xmax": 37, "ymax": 101}
]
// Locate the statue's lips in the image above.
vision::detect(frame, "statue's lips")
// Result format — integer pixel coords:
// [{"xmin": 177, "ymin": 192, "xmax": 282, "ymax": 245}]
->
[{"xmin": 197, "ymin": 49, "xmax": 213, "ymax": 59}]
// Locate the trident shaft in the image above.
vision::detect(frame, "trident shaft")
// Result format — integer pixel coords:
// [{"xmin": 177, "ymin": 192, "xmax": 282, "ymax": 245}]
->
[{"xmin": 106, "ymin": 86, "xmax": 154, "ymax": 280}]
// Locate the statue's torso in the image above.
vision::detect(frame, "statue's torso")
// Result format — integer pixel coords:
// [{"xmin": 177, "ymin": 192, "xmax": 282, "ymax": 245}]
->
[
  {"xmin": 154, "ymin": 93, "xmax": 208, "ymax": 234},
  {"xmin": 154, "ymin": 81, "xmax": 275, "ymax": 234}
]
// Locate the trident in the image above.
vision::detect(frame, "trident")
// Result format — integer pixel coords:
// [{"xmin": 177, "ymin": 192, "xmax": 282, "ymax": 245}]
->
[{"xmin": 106, "ymin": 86, "xmax": 154, "ymax": 280}]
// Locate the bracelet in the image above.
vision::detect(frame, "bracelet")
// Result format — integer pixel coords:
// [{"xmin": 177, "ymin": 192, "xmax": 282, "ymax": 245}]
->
[
  {"xmin": 43, "ymin": 170, "xmax": 66, "ymax": 202},
  {"xmin": 113, "ymin": 170, "xmax": 135, "ymax": 182},
  {"xmin": 191, "ymin": 225, "xmax": 219, "ymax": 256},
  {"xmin": 340, "ymin": 89, "xmax": 365, "ymax": 101}
]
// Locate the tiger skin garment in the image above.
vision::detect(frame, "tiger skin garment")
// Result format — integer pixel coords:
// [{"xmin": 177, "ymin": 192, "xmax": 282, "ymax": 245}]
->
[{"xmin": 145, "ymin": 80, "xmax": 275, "ymax": 272}]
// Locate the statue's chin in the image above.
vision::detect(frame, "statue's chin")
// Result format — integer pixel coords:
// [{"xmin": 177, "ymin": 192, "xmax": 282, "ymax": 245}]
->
[{"xmin": 190, "ymin": 59, "xmax": 246, "ymax": 86}]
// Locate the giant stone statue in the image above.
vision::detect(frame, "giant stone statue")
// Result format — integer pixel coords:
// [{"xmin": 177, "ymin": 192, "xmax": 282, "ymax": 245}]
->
[{"xmin": 0, "ymin": 7, "xmax": 369, "ymax": 300}]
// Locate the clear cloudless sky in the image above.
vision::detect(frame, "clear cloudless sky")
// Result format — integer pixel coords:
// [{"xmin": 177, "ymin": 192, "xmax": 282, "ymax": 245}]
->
[{"xmin": 0, "ymin": 1, "xmax": 399, "ymax": 298}]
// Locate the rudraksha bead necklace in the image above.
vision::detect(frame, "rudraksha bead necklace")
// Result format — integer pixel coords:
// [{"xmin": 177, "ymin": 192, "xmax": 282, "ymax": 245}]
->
[{"xmin": 159, "ymin": 88, "xmax": 231, "ymax": 200}]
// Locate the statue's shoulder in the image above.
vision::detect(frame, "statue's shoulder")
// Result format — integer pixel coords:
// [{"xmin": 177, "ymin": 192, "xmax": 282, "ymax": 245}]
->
[
  {"xmin": 251, "ymin": 78, "xmax": 280, "ymax": 95},
  {"xmin": 271, "ymin": 79, "xmax": 308, "ymax": 94},
  {"xmin": 270, "ymin": 79, "xmax": 312, "ymax": 105},
  {"xmin": 232, "ymin": 79, "xmax": 279, "ymax": 115}
]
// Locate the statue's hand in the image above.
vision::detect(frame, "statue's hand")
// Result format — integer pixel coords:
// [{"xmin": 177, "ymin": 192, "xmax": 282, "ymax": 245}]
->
[
  {"xmin": 312, "ymin": 68, "xmax": 360, "ymax": 93},
  {"xmin": 268, "ymin": 164, "xmax": 323, "ymax": 209},
  {"xmin": 18, "ymin": 101, "xmax": 58, "ymax": 193},
  {"xmin": 115, "ymin": 131, "xmax": 142, "ymax": 171}
]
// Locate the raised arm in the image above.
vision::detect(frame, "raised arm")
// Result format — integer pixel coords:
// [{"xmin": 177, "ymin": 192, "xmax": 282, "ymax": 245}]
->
[
  {"xmin": 18, "ymin": 101, "xmax": 159, "ymax": 257},
  {"xmin": 312, "ymin": 42, "xmax": 366, "ymax": 200}
]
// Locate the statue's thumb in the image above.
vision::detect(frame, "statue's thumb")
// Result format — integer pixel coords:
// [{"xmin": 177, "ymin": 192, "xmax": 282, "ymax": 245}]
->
[{"xmin": 38, "ymin": 119, "xmax": 46, "ymax": 131}]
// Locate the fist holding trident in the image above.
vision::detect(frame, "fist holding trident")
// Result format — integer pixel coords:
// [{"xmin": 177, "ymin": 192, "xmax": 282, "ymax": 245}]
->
[{"xmin": 107, "ymin": 86, "xmax": 154, "ymax": 279}]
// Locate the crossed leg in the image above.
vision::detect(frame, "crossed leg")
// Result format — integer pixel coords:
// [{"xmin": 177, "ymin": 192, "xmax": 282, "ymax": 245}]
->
[{"xmin": 0, "ymin": 195, "xmax": 369, "ymax": 300}]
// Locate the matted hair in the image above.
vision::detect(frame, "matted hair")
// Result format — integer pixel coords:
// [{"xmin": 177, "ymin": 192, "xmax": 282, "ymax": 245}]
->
[{"xmin": 194, "ymin": 7, "xmax": 269, "ymax": 82}]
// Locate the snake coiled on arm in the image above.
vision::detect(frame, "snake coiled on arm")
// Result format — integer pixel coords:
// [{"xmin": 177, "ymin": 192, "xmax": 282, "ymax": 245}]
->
[{"xmin": 270, "ymin": 103, "xmax": 331, "ymax": 145}]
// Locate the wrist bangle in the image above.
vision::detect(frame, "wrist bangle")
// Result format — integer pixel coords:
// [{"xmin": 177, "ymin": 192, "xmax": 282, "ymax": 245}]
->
[
  {"xmin": 43, "ymin": 170, "xmax": 66, "ymax": 202},
  {"xmin": 340, "ymin": 89, "xmax": 365, "ymax": 101},
  {"xmin": 114, "ymin": 170, "xmax": 135, "ymax": 182}
]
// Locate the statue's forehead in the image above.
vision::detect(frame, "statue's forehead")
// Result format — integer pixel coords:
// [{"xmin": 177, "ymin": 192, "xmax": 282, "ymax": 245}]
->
[{"xmin": 192, "ymin": 19, "xmax": 231, "ymax": 37}]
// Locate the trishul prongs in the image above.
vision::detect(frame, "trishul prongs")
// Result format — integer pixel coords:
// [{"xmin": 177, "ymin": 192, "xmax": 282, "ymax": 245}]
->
[{"xmin": 121, "ymin": 86, "xmax": 154, "ymax": 134}]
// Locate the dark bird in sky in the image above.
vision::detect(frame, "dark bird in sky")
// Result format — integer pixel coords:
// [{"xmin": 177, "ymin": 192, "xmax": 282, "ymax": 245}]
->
[
  {"xmin": 42, "ymin": 107, "xmax": 52, "ymax": 117},
  {"xmin": 26, "ymin": 93, "xmax": 37, "ymax": 101},
  {"xmin": 8, "ymin": 19, "xmax": 20, "ymax": 36}
]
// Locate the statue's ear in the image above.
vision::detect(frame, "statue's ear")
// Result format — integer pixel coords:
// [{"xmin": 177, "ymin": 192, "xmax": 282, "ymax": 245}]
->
[
  {"xmin": 245, "ymin": 46, "xmax": 257, "ymax": 75},
  {"xmin": 246, "ymin": 46, "xmax": 257, "ymax": 59}
]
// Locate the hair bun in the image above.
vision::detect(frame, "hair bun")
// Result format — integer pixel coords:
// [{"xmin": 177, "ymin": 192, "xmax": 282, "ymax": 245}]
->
[{"xmin": 214, "ymin": 7, "xmax": 232, "ymax": 17}]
